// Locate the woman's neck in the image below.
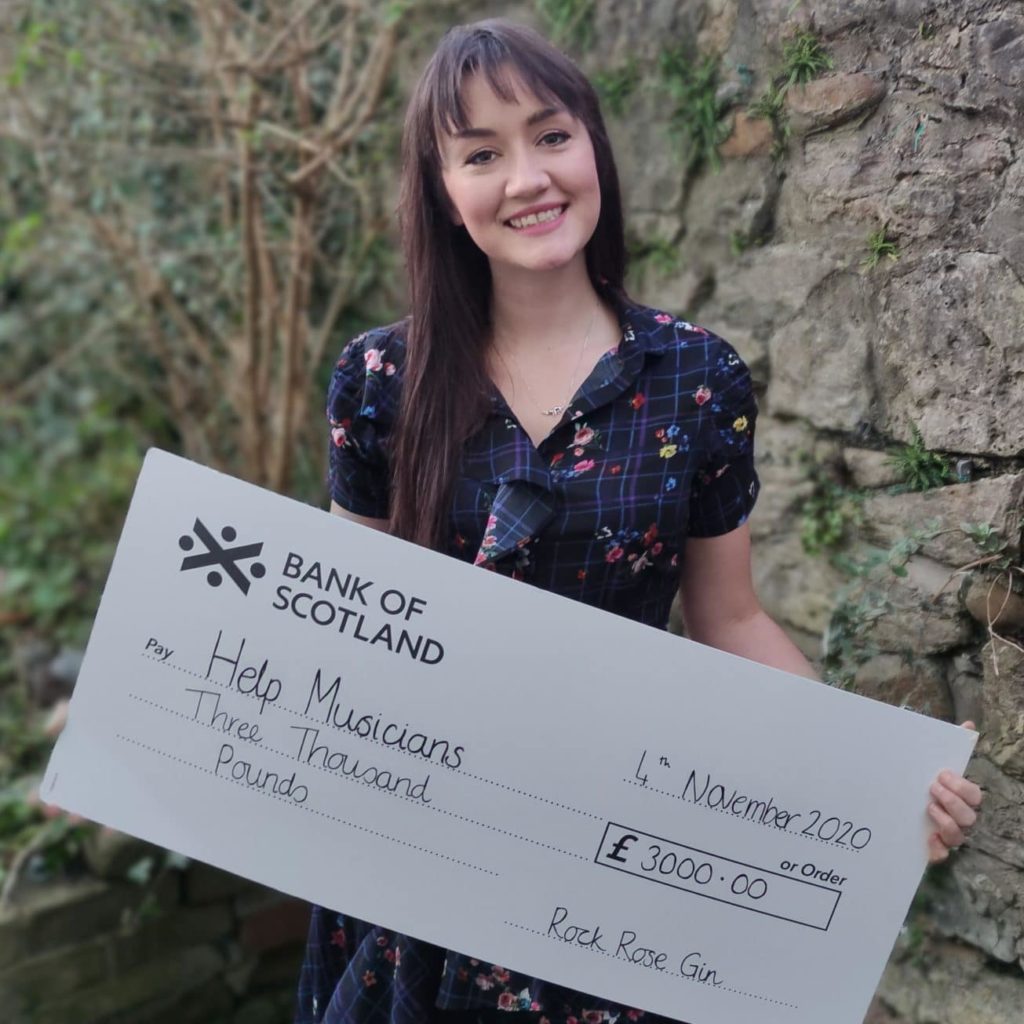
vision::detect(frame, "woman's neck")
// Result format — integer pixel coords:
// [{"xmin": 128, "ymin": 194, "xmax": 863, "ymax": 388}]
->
[{"xmin": 488, "ymin": 258, "xmax": 605, "ymax": 353}]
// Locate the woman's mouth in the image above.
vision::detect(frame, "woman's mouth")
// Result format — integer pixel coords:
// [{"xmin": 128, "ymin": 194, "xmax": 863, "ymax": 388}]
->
[{"xmin": 505, "ymin": 204, "xmax": 569, "ymax": 233}]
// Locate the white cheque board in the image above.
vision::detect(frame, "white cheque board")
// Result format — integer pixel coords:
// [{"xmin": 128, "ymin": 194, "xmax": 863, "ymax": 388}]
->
[{"xmin": 43, "ymin": 449, "xmax": 975, "ymax": 1024}]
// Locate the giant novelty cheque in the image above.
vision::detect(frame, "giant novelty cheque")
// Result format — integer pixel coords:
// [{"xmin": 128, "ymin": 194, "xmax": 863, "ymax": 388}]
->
[{"xmin": 43, "ymin": 449, "xmax": 976, "ymax": 1024}]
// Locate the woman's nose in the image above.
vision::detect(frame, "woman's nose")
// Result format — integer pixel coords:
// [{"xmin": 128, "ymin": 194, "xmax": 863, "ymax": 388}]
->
[{"xmin": 505, "ymin": 149, "xmax": 550, "ymax": 197}]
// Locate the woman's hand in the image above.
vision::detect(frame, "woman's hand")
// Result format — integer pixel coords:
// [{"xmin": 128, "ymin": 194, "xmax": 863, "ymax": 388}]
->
[{"xmin": 926, "ymin": 721, "xmax": 983, "ymax": 864}]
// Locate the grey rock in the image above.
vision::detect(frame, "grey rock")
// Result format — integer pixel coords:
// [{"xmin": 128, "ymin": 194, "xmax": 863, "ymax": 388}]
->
[
  {"xmin": 867, "ymin": 557, "xmax": 974, "ymax": 656},
  {"xmin": 860, "ymin": 474, "xmax": 1024, "ymax": 566},
  {"xmin": 766, "ymin": 270, "xmax": 875, "ymax": 431},
  {"xmin": 879, "ymin": 934, "xmax": 1024, "ymax": 1023},
  {"xmin": 981, "ymin": 158, "xmax": 1024, "ymax": 282},
  {"xmin": 843, "ymin": 448, "xmax": 904, "ymax": 489},
  {"xmin": 934, "ymin": 846, "xmax": 1024, "ymax": 966},
  {"xmin": 979, "ymin": 638, "xmax": 1024, "ymax": 780},
  {"xmin": 786, "ymin": 73, "xmax": 888, "ymax": 135},
  {"xmin": 752, "ymin": 533, "xmax": 847, "ymax": 636},
  {"xmin": 852, "ymin": 653, "xmax": 953, "ymax": 718},
  {"xmin": 964, "ymin": 578, "xmax": 1024, "ymax": 633},
  {"xmin": 948, "ymin": 651, "xmax": 985, "ymax": 728},
  {"xmin": 875, "ymin": 252, "xmax": 1024, "ymax": 457}
]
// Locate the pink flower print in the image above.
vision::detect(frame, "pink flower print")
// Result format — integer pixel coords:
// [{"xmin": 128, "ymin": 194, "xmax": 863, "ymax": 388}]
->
[
  {"xmin": 609, "ymin": 464, "xmax": 622, "ymax": 475},
  {"xmin": 331, "ymin": 426, "xmax": 347, "ymax": 447},
  {"xmin": 482, "ymin": 534, "xmax": 497, "ymax": 550},
  {"xmin": 695, "ymin": 385, "xmax": 712, "ymax": 406},
  {"xmin": 652, "ymin": 541, "xmax": 663, "ymax": 555},
  {"xmin": 384, "ymin": 362, "xmax": 396, "ymax": 376},
  {"xmin": 577, "ymin": 569, "xmax": 587, "ymax": 581},
  {"xmin": 473, "ymin": 552, "xmax": 487, "ymax": 566},
  {"xmin": 383, "ymin": 948, "xmax": 395, "ymax": 963},
  {"xmin": 606, "ymin": 546, "xmax": 624, "ymax": 563},
  {"xmin": 497, "ymin": 992, "xmax": 517, "ymax": 1010},
  {"xmin": 573, "ymin": 446, "xmax": 585, "ymax": 457},
  {"xmin": 364, "ymin": 348, "xmax": 383, "ymax": 372},
  {"xmin": 655, "ymin": 428, "xmax": 666, "ymax": 441},
  {"xmin": 631, "ymin": 393, "xmax": 646, "ymax": 410},
  {"xmin": 330, "ymin": 928, "xmax": 346, "ymax": 949},
  {"xmin": 573, "ymin": 424, "xmax": 595, "ymax": 446},
  {"xmin": 551, "ymin": 452, "xmax": 565, "ymax": 467},
  {"xmin": 671, "ymin": 553, "xmax": 679, "ymax": 567},
  {"xmin": 574, "ymin": 459, "xmax": 595, "ymax": 473},
  {"xmin": 492, "ymin": 966, "xmax": 511, "ymax": 983},
  {"xmin": 654, "ymin": 312, "xmax": 673, "ymax": 324},
  {"xmin": 376, "ymin": 935, "xmax": 389, "ymax": 947},
  {"xmin": 485, "ymin": 514, "xmax": 498, "ymax": 531},
  {"xmin": 362, "ymin": 970, "xmax": 377, "ymax": 988},
  {"xmin": 475, "ymin": 974, "xmax": 495, "ymax": 991}
]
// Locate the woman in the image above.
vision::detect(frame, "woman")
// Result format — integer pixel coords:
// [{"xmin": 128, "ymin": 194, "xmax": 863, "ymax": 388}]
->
[{"xmin": 296, "ymin": 19, "xmax": 981, "ymax": 1024}]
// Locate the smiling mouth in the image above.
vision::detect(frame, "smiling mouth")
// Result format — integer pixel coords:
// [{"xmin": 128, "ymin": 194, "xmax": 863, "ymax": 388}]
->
[{"xmin": 506, "ymin": 205, "xmax": 568, "ymax": 229}]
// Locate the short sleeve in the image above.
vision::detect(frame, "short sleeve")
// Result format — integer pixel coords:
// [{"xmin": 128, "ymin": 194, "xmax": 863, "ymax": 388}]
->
[
  {"xmin": 326, "ymin": 327, "xmax": 402, "ymax": 519},
  {"xmin": 687, "ymin": 338, "xmax": 761, "ymax": 538}
]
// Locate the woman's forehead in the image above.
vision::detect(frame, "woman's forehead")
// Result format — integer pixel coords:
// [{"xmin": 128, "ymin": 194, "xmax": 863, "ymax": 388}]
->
[{"xmin": 440, "ymin": 65, "xmax": 565, "ymax": 135}]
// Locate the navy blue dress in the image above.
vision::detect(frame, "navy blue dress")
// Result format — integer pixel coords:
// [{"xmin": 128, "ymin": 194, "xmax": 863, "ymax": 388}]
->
[{"xmin": 295, "ymin": 296, "xmax": 760, "ymax": 1024}]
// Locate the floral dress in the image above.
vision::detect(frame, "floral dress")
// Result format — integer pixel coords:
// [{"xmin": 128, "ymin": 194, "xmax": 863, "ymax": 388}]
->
[{"xmin": 295, "ymin": 295, "xmax": 760, "ymax": 1024}]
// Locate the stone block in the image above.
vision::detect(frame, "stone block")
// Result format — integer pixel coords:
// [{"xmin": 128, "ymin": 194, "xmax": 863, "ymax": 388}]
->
[
  {"xmin": 720, "ymin": 111, "xmax": 774, "ymax": 157},
  {"xmin": 934, "ymin": 847, "xmax": 1024, "ymax": 966},
  {"xmin": 184, "ymin": 862, "xmax": 263, "ymax": 905},
  {"xmin": 28, "ymin": 944, "xmax": 225, "ymax": 1024},
  {"xmin": 766, "ymin": 270, "xmax": 875, "ymax": 431},
  {"xmin": 843, "ymin": 448, "xmax": 903, "ymax": 490},
  {"xmin": 982, "ymin": 157, "xmax": 1024, "ymax": 281},
  {"xmin": 860, "ymin": 474, "xmax": 1024, "ymax": 567},
  {"xmin": 237, "ymin": 894, "xmax": 310, "ymax": 956},
  {"xmin": 786, "ymin": 72, "xmax": 887, "ymax": 135},
  {"xmin": 751, "ymin": 534, "xmax": 846, "ymax": 636},
  {"xmin": 963, "ymin": 757, "xmax": 1024, "ymax": 872},
  {"xmin": 978, "ymin": 638, "xmax": 1024, "ymax": 780},
  {"xmin": 852, "ymin": 654, "xmax": 953, "ymax": 719},
  {"xmin": 867, "ymin": 557, "xmax": 974, "ymax": 656},
  {"xmin": 878, "ymin": 935, "xmax": 1024, "ymax": 1024},
  {"xmin": 948, "ymin": 652, "xmax": 985, "ymax": 729},
  {"xmin": 964, "ymin": 577, "xmax": 1024, "ymax": 633},
  {"xmin": 82, "ymin": 828, "xmax": 161, "ymax": 880},
  {"xmin": 0, "ymin": 939, "xmax": 109, "ymax": 1012},
  {"xmin": 876, "ymin": 253, "xmax": 1024, "ymax": 457},
  {"xmin": 0, "ymin": 876, "xmax": 138, "ymax": 968}
]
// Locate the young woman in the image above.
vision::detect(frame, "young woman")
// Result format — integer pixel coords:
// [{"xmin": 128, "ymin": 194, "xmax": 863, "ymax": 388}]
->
[{"xmin": 296, "ymin": 19, "xmax": 981, "ymax": 1024}]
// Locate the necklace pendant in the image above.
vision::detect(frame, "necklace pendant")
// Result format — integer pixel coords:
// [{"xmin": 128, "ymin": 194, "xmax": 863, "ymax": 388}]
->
[{"xmin": 543, "ymin": 405, "xmax": 563, "ymax": 417}]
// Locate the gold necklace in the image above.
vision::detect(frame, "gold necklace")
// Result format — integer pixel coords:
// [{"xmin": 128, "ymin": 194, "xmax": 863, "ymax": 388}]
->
[{"xmin": 496, "ymin": 306, "xmax": 598, "ymax": 417}]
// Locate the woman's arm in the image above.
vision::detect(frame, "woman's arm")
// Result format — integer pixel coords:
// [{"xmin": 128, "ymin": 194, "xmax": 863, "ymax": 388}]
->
[
  {"xmin": 678, "ymin": 523, "xmax": 982, "ymax": 863},
  {"xmin": 329, "ymin": 499, "xmax": 388, "ymax": 532}
]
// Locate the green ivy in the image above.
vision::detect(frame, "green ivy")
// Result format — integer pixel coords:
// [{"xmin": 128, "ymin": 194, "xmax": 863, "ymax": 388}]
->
[
  {"xmin": 658, "ymin": 49, "xmax": 731, "ymax": 172},
  {"xmin": 886, "ymin": 426, "xmax": 951, "ymax": 492}
]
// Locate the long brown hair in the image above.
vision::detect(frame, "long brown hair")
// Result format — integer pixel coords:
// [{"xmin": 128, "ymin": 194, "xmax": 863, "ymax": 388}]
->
[{"xmin": 391, "ymin": 19, "xmax": 628, "ymax": 548}]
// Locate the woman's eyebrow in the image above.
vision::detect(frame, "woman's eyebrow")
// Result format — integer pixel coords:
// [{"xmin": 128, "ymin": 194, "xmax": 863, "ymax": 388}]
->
[{"xmin": 451, "ymin": 105, "xmax": 565, "ymax": 140}]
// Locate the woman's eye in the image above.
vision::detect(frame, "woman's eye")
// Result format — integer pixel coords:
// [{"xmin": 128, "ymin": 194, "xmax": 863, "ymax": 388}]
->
[
  {"xmin": 466, "ymin": 149, "xmax": 496, "ymax": 166},
  {"xmin": 540, "ymin": 130, "xmax": 570, "ymax": 146}
]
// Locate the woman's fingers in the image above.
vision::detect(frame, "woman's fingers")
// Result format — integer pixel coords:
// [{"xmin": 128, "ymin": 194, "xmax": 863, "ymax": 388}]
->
[
  {"xmin": 927, "ymin": 832, "xmax": 950, "ymax": 864},
  {"xmin": 930, "ymin": 777, "xmax": 979, "ymax": 829},
  {"xmin": 928, "ymin": 799, "xmax": 966, "ymax": 848}
]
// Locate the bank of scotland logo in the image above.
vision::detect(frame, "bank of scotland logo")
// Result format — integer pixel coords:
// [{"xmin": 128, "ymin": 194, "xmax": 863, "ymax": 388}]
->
[{"xmin": 178, "ymin": 519, "xmax": 266, "ymax": 594}]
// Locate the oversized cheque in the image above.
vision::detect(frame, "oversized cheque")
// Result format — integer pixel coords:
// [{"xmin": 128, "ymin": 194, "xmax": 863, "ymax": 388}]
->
[{"xmin": 43, "ymin": 450, "xmax": 976, "ymax": 1024}]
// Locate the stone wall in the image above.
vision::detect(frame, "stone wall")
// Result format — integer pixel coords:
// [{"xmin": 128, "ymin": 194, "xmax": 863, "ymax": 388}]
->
[
  {"xmin": 0, "ymin": 838, "xmax": 308, "ymax": 1023},
  {"xmin": 581, "ymin": 0, "xmax": 1023, "ymax": 1019}
]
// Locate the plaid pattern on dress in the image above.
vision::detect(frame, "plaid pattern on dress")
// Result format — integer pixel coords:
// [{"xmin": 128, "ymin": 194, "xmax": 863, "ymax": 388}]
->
[{"xmin": 299, "ymin": 297, "xmax": 759, "ymax": 1024}]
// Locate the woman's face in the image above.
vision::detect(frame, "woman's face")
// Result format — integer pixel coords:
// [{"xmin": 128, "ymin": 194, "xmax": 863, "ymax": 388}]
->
[{"xmin": 438, "ymin": 70, "xmax": 601, "ymax": 277}]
